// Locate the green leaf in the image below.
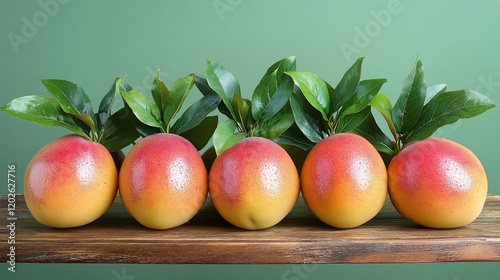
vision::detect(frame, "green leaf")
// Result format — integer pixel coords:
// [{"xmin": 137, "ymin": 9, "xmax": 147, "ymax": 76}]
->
[
  {"xmin": 260, "ymin": 56, "xmax": 296, "ymax": 81},
  {"xmin": 121, "ymin": 89, "xmax": 163, "ymax": 129},
  {"xmin": 252, "ymin": 71, "xmax": 294, "ymax": 122},
  {"xmin": 391, "ymin": 59, "xmax": 427, "ymax": 134},
  {"xmin": 326, "ymin": 81, "xmax": 336, "ymax": 113},
  {"xmin": 213, "ymin": 119, "xmax": 246, "ymax": 156},
  {"xmin": 213, "ymin": 119, "xmax": 237, "ymax": 154},
  {"xmin": 275, "ymin": 123, "xmax": 315, "ymax": 151},
  {"xmin": 163, "ymin": 74, "xmax": 195, "ymax": 129},
  {"xmin": 331, "ymin": 57, "xmax": 365, "ymax": 114},
  {"xmin": 129, "ymin": 114, "xmax": 162, "ymax": 137},
  {"xmin": 289, "ymin": 90, "xmax": 324, "ymax": 143},
  {"xmin": 220, "ymin": 133, "xmax": 246, "ymax": 156},
  {"xmin": 425, "ymin": 83, "xmax": 447, "ymax": 105},
  {"xmin": 100, "ymin": 107, "xmax": 140, "ymax": 152},
  {"xmin": 98, "ymin": 77, "xmax": 123, "ymax": 130},
  {"xmin": 119, "ymin": 96, "xmax": 159, "ymax": 137},
  {"xmin": 194, "ymin": 76, "xmax": 214, "ymax": 96},
  {"xmin": 205, "ymin": 59, "xmax": 240, "ymax": 121},
  {"xmin": 286, "ymin": 71, "xmax": 330, "ymax": 120},
  {"xmin": 340, "ymin": 78, "xmax": 387, "ymax": 117},
  {"xmin": 171, "ymin": 91, "xmax": 221, "ymax": 135},
  {"xmin": 151, "ymin": 69, "xmax": 170, "ymax": 116},
  {"xmin": 0, "ymin": 95, "xmax": 89, "ymax": 138},
  {"xmin": 336, "ymin": 106, "xmax": 371, "ymax": 133},
  {"xmin": 370, "ymin": 93, "xmax": 397, "ymax": 140},
  {"xmin": 231, "ymin": 92, "xmax": 252, "ymax": 129},
  {"xmin": 370, "ymin": 92, "xmax": 393, "ymax": 123},
  {"xmin": 180, "ymin": 116, "xmax": 218, "ymax": 151},
  {"xmin": 353, "ymin": 111, "xmax": 395, "ymax": 156},
  {"xmin": 41, "ymin": 79, "xmax": 97, "ymax": 132},
  {"xmin": 196, "ymin": 75, "xmax": 233, "ymax": 119},
  {"xmin": 254, "ymin": 103, "xmax": 294, "ymax": 140},
  {"xmin": 404, "ymin": 89, "xmax": 496, "ymax": 144},
  {"xmin": 120, "ymin": 82, "xmax": 133, "ymax": 92}
]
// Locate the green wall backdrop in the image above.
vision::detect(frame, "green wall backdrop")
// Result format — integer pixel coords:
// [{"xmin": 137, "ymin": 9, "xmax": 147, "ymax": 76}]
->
[{"xmin": 1, "ymin": 0, "xmax": 499, "ymax": 279}]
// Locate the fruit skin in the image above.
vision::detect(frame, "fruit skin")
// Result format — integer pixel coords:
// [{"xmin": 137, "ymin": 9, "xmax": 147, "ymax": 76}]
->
[
  {"xmin": 388, "ymin": 138, "xmax": 488, "ymax": 228},
  {"xmin": 300, "ymin": 133, "xmax": 388, "ymax": 228},
  {"xmin": 209, "ymin": 137, "xmax": 300, "ymax": 230},
  {"xmin": 119, "ymin": 133, "xmax": 207, "ymax": 230},
  {"xmin": 24, "ymin": 134, "xmax": 118, "ymax": 228}
]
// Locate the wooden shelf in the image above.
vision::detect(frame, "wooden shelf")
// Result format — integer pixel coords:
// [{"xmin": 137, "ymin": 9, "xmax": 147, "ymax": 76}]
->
[{"xmin": 1, "ymin": 194, "xmax": 499, "ymax": 264}]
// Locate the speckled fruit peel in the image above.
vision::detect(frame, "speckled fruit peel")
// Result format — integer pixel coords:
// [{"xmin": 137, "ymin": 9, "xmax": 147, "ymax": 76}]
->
[
  {"xmin": 119, "ymin": 133, "xmax": 208, "ymax": 230},
  {"xmin": 388, "ymin": 138, "xmax": 488, "ymax": 228},
  {"xmin": 209, "ymin": 137, "xmax": 300, "ymax": 230},
  {"xmin": 300, "ymin": 133, "xmax": 388, "ymax": 229},
  {"xmin": 24, "ymin": 135, "xmax": 118, "ymax": 228}
]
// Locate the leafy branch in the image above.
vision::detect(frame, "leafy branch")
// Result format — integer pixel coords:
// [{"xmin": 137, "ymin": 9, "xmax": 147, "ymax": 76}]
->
[
  {"xmin": 120, "ymin": 70, "xmax": 221, "ymax": 150},
  {"xmin": 201, "ymin": 57, "xmax": 297, "ymax": 155},
  {"xmin": 365, "ymin": 59, "xmax": 496, "ymax": 156},
  {"xmin": 0, "ymin": 78, "xmax": 140, "ymax": 152},
  {"xmin": 283, "ymin": 57, "xmax": 387, "ymax": 150}
]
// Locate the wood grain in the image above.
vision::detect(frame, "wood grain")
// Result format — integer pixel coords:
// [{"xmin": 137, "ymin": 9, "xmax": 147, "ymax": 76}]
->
[{"xmin": 1, "ymin": 194, "xmax": 499, "ymax": 264}]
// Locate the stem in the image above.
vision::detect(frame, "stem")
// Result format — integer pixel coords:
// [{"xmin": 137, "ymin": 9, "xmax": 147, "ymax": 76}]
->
[
  {"xmin": 381, "ymin": 114, "xmax": 398, "ymax": 143},
  {"xmin": 327, "ymin": 115, "xmax": 337, "ymax": 136},
  {"xmin": 394, "ymin": 134, "xmax": 404, "ymax": 154},
  {"xmin": 247, "ymin": 123, "xmax": 255, "ymax": 137},
  {"xmin": 91, "ymin": 130, "xmax": 100, "ymax": 143},
  {"xmin": 238, "ymin": 123, "xmax": 246, "ymax": 133},
  {"xmin": 389, "ymin": 125, "xmax": 398, "ymax": 144}
]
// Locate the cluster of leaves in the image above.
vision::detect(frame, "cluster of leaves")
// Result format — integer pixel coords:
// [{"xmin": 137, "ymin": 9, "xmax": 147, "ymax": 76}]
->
[
  {"xmin": 268, "ymin": 57, "xmax": 496, "ymax": 158},
  {"xmin": 1, "ymin": 57, "xmax": 496, "ymax": 158},
  {"xmin": 0, "ymin": 78, "xmax": 139, "ymax": 152},
  {"xmin": 0, "ymin": 71, "xmax": 223, "ymax": 153},
  {"xmin": 120, "ymin": 71, "xmax": 221, "ymax": 150},
  {"xmin": 198, "ymin": 57, "xmax": 297, "ymax": 155},
  {"xmin": 279, "ymin": 57, "xmax": 387, "ymax": 151},
  {"xmin": 358, "ymin": 59, "xmax": 497, "ymax": 156}
]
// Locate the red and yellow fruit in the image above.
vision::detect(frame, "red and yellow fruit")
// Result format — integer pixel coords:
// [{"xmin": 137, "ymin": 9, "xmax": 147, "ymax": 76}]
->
[
  {"xmin": 300, "ymin": 133, "xmax": 388, "ymax": 228},
  {"xmin": 24, "ymin": 134, "xmax": 118, "ymax": 228},
  {"xmin": 388, "ymin": 138, "xmax": 488, "ymax": 228},
  {"xmin": 119, "ymin": 133, "xmax": 208, "ymax": 230},
  {"xmin": 209, "ymin": 137, "xmax": 300, "ymax": 230}
]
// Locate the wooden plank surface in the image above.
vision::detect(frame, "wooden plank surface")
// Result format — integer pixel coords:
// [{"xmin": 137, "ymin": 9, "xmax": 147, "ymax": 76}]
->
[{"xmin": 1, "ymin": 194, "xmax": 499, "ymax": 264}]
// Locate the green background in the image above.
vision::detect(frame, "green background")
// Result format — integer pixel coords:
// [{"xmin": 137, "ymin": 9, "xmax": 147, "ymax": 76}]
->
[{"xmin": 1, "ymin": 0, "xmax": 499, "ymax": 279}]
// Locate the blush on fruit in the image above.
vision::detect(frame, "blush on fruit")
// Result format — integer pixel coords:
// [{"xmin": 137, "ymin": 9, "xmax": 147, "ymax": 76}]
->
[
  {"xmin": 119, "ymin": 133, "xmax": 208, "ymax": 230},
  {"xmin": 24, "ymin": 134, "xmax": 118, "ymax": 228},
  {"xmin": 208, "ymin": 137, "xmax": 300, "ymax": 230},
  {"xmin": 388, "ymin": 138, "xmax": 488, "ymax": 228},
  {"xmin": 300, "ymin": 133, "xmax": 388, "ymax": 228}
]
